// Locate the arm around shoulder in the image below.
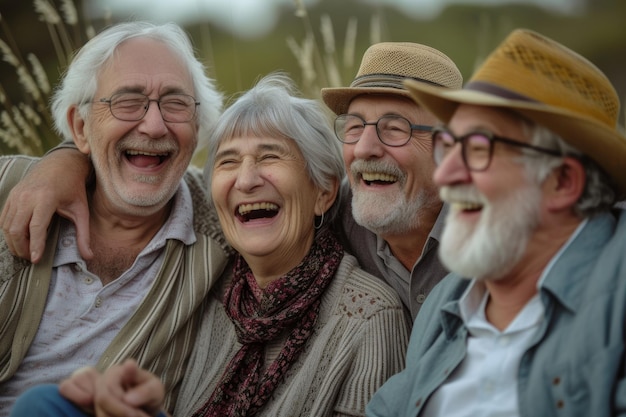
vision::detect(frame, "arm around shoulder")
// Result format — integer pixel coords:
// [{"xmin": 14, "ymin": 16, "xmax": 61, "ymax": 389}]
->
[{"xmin": 0, "ymin": 145, "xmax": 92, "ymax": 262}]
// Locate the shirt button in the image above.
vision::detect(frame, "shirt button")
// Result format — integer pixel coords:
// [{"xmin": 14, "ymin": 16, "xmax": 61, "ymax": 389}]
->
[
  {"xmin": 84, "ymin": 277, "xmax": 94, "ymax": 285},
  {"xmin": 95, "ymin": 297, "xmax": 102, "ymax": 308},
  {"xmin": 416, "ymin": 294, "xmax": 426, "ymax": 304}
]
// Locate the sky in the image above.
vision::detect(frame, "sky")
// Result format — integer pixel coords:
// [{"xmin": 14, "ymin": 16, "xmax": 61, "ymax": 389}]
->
[{"xmin": 91, "ymin": 0, "xmax": 586, "ymax": 38}]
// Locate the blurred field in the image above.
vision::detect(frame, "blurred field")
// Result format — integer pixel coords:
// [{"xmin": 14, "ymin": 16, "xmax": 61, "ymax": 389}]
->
[{"xmin": 1, "ymin": 0, "xmax": 624, "ymax": 157}]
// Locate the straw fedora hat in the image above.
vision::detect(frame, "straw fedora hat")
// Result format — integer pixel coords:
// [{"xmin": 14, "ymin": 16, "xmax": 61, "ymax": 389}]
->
[
  {"xmin": 321, "ymin": 42, "xmax": 462, "ymax": 115},
  {"xmin": 404, "ymin": 28, "xmax": 626, "ymax": 195}
]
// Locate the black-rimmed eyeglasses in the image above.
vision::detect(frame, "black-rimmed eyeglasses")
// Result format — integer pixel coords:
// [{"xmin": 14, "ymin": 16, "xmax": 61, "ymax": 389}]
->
[
  {"xmin": 334, "ymin": 114, "xmax": 433, "ymax": 147},
  {"xmin": 97, "ymin": 92, "xmax": 200, "ymax": 123},
  {"xmin": 431, "ymin": 126, "xmax": 562, "ymax": 171}
]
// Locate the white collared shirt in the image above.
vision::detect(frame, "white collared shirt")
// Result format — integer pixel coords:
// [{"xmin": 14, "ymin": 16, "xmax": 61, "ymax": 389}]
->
[{"xmin": 422, "ymin": 219, "xmax": 588, "ymax": 417}]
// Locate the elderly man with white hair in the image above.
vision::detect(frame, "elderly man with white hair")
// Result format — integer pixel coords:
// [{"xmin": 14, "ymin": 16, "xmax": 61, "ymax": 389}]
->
[{"xmin": 367, "ymin": 28, "xmax": 626, "ymax": 417}]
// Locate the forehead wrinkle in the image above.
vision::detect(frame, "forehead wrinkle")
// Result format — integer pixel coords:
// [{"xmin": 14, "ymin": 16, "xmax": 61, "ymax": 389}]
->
[{"xmin": 107, "ymin": 85, "xmax": 191, "ymax": 97}]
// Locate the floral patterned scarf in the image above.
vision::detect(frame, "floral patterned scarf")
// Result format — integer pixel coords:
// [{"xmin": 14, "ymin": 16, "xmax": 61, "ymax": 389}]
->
[{"xmin": 193, "ymin": 227, "xmax": 343, "ymax": 417}]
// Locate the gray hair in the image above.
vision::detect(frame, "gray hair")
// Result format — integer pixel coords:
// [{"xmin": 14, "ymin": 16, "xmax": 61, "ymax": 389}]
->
[
  {"xmin": 521, "ymin": 122, "xmax": 616, "ymax": 216},
  {"xmin": 203, "ymin": 72, "xmax": 345, "ymax": 223},
  {"xmin": 51, "ymin": 21, "xmax": 222, "ymax": 143}
]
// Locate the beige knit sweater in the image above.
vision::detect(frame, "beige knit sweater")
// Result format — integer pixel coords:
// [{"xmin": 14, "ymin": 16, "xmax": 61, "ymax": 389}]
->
[{"xmin": 174, "ymin": 254, "xmax": 410, "ymax": 417}]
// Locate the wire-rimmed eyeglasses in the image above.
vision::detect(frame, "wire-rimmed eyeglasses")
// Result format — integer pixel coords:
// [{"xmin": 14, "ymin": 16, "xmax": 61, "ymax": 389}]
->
[
  {"xmin": 97, "ymin": 92, "xmax": 200, "ymax": 123},
  {"xmin": 334, "ymin": 114, "xmax": 433, "ymax": 147},
  {"xmin": 431, "ymin": 126, "xmax": 562, "ymax": 171}
]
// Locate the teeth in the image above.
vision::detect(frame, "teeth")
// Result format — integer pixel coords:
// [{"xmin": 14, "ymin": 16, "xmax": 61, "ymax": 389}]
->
[
  {"xmin": 361, "ymin": 172, "xmax": 397, "ymax": 182},
  {"xmin": 126, "ymin": 150, "xmax": 168, "ymax": 157},
  {"xmin": 451, "ymin": 202, "xmax": 483, "ymax": 211},
  {"xmin": 238, "ymin": 202, "xmax": 279, "ymax": 215}
]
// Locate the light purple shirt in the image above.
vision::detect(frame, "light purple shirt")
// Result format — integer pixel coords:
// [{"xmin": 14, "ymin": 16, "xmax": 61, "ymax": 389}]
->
[{"xmin": 0, "ymin": 181, "xmax": 195, "ymax": 416}]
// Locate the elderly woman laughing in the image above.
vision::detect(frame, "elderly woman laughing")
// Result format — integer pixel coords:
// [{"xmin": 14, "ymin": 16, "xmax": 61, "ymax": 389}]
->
[{"xmin": 13, "ymin": 73, "xmax": 409, "ymax": 417}]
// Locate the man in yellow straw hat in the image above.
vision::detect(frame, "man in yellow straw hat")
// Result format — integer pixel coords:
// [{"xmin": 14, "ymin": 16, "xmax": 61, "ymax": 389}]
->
[
  {"xmin": 322, "ymin": 42, "xmax": 463, "ymax": 321},
  {"xmin": 367, "ymin": 28, "xmax": 626, "ymax": 416}
]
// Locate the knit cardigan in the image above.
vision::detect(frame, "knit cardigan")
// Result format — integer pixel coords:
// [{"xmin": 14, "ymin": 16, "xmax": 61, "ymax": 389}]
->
[
  {"xmin": 174, "ymin": 254, "xmax": 410, "ymax": 417},
  {"xmin": 0, "ymin": 156, "xmax": 232, "ymax": 411}
]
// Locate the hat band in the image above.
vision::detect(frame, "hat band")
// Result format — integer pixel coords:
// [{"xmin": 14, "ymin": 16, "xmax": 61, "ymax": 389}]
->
[
  {"xmin": 465, "ymin": 81, "xmax": 538, "ymax": 103},
  {"xmin": 351, "ymin": 73, "xmax": 445, "ymax": 90}
]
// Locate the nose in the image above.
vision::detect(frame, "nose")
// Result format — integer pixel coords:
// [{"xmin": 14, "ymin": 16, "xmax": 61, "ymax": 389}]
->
[
  {"xmin": 137, "ymin": 100, "xmax": 168, "ymax": 138},
  {"xmin": 433, "ymin": 143, "xmax": 471, "ymax": 187},
  {"xmin": 234, "ymin": 158, "xmax": 264, "ymax": 191},
  {"xmin": 352, "ymin": 124, "xmax": 385, "ymax": 159}
]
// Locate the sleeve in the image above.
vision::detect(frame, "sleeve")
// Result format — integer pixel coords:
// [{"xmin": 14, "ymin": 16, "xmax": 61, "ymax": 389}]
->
[
  {"xmin": 334, "ymin": 290, "xmax": 410, "ymax": 416},
  {"xmin": 0, "ymin": 155, "xmax": 40, "ymax": 209}
]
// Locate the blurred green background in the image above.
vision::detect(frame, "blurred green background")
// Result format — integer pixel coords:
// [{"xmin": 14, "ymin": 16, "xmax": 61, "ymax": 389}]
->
[{"xmin": 1, "ymin": 0, "xmax": 624, "ymax": 157}]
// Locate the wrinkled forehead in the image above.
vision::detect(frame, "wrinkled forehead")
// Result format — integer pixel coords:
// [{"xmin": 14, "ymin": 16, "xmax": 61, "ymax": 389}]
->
[
  {"xmin": 98, "ymin": 37, "xmax": 194, "ymax": 95},
  {"xmin": 449, "ymin": 103, "xmax": 531, "ymax": 136},
  {"xmin": 347, "ymin": 93, "xmax": 437, "ymax": 121}
]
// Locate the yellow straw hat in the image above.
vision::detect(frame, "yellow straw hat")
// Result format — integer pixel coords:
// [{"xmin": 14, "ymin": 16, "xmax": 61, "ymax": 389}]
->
[
  {"xmin": 404, "ymin": 28, "xmax": 626, "ymax": 194},
  {"xmin": 321, "ymin": 42, "xmax": 462, "ymax": 115}
]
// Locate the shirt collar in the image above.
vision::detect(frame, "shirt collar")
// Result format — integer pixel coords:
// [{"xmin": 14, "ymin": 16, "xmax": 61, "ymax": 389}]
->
[
  {"xmin": 457, "ymin": 218, "xmax": 589, "ymax": 325},
  {"xmin": 53, "ymin": 180, "xmax": 196, "ymax": 267}
]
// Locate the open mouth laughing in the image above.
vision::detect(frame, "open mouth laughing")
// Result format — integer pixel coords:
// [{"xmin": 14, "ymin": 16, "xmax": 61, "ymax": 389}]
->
[
  {"xmin": 125, "ymin": 150, "xmax": 170, "ymax": 168},
  {"xmin": 440, "ymin": 186, "xmax": 485, "ymax": 214},
  {"xmin": 360, "ymin": 171, "xmax": 398, "ymax": 185},
  {"xmin": 450, "ymin": 201, "xmax": 483, "ymax": 213},
  {"xmin": 236, "ymin": 202, "xmax": 279, "ymax": 222}
]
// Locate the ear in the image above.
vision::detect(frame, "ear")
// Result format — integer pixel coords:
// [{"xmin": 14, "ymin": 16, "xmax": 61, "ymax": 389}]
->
[
  {"xmin": 68, "ymin": 105, "xmax": 90, "ymax": 155},
  {"xmin": 315, "ymin": 178, "xmax": 339, "ymax": 216},
  {"xmin": 543, "ymin": 157, "xmax": 585, "ymax": 212}
]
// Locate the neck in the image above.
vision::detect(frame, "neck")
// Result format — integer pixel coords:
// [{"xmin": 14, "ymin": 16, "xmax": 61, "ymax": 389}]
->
[
  {"xmin": 484, "ymin": 216, "xmax": 582, "ymax": 330},
  {"xmin": 87, "ymin": 191, "xmax": 173, "ymax": 285},
  {"xmin": 242, "ymin": 239, "xmax": 313, "ymax": 290},
  {"xmin": 382, "ymin": 202, "xmax": 442, "ymax": 270}
]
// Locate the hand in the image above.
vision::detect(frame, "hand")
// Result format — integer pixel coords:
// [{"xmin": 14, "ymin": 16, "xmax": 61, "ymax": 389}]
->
[
  {"xmin": 58, "ymin": 366, "xmax": 99, "ymax": 413},
  {"xmin": 0, "ymin": 148, "xmax": 93, "ymax": 263},
  {"xmin": 92, "ymin": 359, "xmax": 166, "ymax": 417}
]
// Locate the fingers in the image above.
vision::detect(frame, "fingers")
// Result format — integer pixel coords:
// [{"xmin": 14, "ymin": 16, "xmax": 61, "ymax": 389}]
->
[
  {"xmin": 94, "ymin": 359, "xmax": 165, "ymax": 417},
  {"xmin": 58, "ymin": 200, "xmax": 93, "ymax": 260},
  {"xmin": 1, "ymin": 148, "xmax": 92, "ymax": 263},
  {"xmin": 27, "ymin": 203, "xmax": 57, "ymax": 263},
  {"xmin": 58, "ymin": 366, "xmax": 99, "ymax": 410},
  {"xmin": 122, "ymin": 364, "xmax": 165, "ymax": 415},
  {"xmin": 0, "ymin": 189, "xmax": 45, "ymax": 262}
]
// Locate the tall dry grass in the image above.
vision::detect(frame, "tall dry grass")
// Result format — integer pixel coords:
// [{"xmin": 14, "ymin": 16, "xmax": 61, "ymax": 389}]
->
[
  {"xmin": 0, "ymin": 0, "xmax": 115, "ymax": 155},
  {"xmin": 0, "ymin": 0, "xmax": 373, "ymax": 156},
  {"xmin": 287, "ymin": 0, "xmax": 382, "ymax": 98}
]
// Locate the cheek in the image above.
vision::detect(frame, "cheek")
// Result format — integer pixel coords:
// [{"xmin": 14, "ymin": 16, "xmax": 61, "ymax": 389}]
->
[
  {"xmin": 210, "ymin": 175, "xmax": 230, "ymax": 208},
  {"xmin": 175, "ymin": 125, "xmax": 198, "ymax": 149},
  {"xmin": 342, "ymin": 144, "xmax": 355, "ymax": 166}
]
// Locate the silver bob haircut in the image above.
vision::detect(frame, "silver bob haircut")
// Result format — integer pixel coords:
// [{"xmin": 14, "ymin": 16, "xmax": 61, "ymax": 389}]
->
[
  {"xmin": 203, "ymin": 72, "xmax": 346, "ymax": 223},
  {"xmin": 50, "ymin": 21, "xmax": 223, "ymax": 143}
]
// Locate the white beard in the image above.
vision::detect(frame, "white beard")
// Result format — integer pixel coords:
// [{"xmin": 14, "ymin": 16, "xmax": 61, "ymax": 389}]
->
[
  {"xmin": 439, "ymin": 182, "xmax": 542, "ymax": 280},
  {"xmin": 351, "ymin": 186, "xmax": 431, "ymax": 235},
  {"xmin": 350, "ymin": 158, "xmax": 438, "ymax": 235}
]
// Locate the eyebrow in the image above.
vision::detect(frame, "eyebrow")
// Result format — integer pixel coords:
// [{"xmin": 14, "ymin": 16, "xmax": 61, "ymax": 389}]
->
[
  {"xmin": 107, "ymin": 85, "xmax": 191, "ymax": 96},
  {"xmin": 214, "ymin": 141, "xmax": 290, "ymax": 160}
]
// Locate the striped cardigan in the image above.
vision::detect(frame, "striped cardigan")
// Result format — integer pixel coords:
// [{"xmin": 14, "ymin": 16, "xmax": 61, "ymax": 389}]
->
[{"xmin": 0, "ymin": 156, "xmax": 232, "ymax": 411}]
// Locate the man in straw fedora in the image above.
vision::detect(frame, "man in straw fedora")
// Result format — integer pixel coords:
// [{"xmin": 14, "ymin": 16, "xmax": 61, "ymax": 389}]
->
[
  {"xmin": 367, "ymin": 28, "xmax": 626, "ymax": 416},
  {"xmin": 322, "ymin": 42, "xmax": 463, "ymax": 321}
]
